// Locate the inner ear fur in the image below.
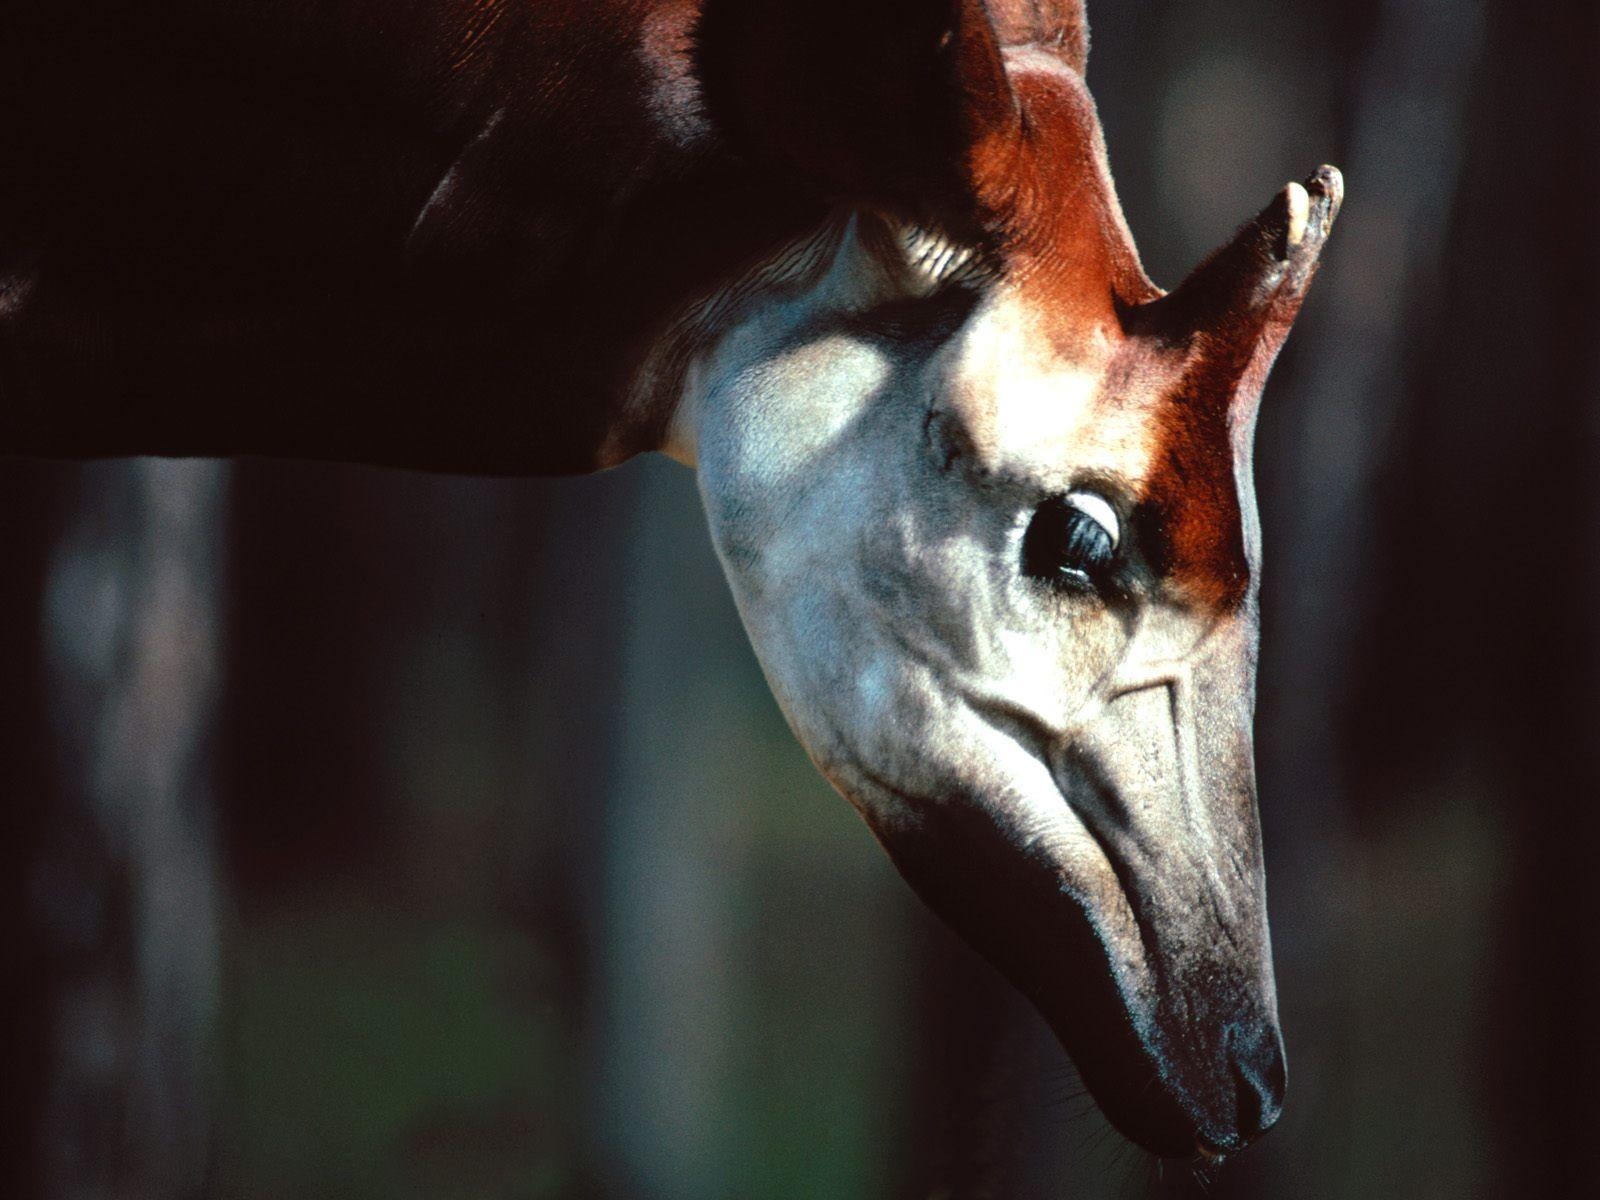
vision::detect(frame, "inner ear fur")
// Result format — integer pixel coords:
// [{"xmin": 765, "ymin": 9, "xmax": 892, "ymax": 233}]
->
[{"xmin": 694, "ymin": 0, "xmax": 1017, "ymax": 237}]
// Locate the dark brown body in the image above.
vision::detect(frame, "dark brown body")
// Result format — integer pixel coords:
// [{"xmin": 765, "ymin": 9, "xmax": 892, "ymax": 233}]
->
[{"xmin": 0, "ymin": 0, "xmax": 809, "ymax": 471}]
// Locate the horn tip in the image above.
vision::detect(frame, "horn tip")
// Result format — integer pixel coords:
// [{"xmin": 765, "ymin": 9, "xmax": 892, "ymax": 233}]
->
[
  {"xmin": 1277, "ymin": 164, "xmax": 1342, "ymax": 265},
  {"xmin": 1307, "ymin": 163, "xmax": 1344, "ymax": 200},
  {"xmin": 1304, "ymin": 164, "xmax": 1344, "ymax": 229}
]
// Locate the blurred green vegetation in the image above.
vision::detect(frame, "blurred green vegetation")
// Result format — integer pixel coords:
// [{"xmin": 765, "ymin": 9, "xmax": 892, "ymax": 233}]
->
[
  {"xmin": 215, "ymin": 461, "xmax": 916, "ymax": 1200},
  {"xmin": 220, "ymin": 904, "xmax": 571, "ymax": 1200}
]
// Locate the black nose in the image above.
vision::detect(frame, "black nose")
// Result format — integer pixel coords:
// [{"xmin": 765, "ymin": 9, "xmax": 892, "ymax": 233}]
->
[
  {"xmin": 1231, "ymin": 1023, "xmax": 1287, "ymax": 1141},
  {"xmin": 1191, "ymin": 1025, "xmax": 1286, "ymax": 1161}
]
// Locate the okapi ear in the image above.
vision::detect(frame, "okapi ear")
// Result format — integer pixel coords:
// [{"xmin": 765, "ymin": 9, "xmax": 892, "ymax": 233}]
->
[
  {"xmin": 694, "ymin": 0, "xmax": 1017, "ymax": 233},
  {"xmin": 1139, "ymin": 166, "xmax": 1343, "ymax": 418},
  {"xmin": 985, "ymin": 0, "xmax": 1089, "ymax": 73}
]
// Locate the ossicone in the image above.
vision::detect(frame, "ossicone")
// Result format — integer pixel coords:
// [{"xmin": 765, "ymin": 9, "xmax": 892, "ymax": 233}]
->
[{"xmin": 1135, "ymin": 166, "xmax": 1344, "ymax": 372}]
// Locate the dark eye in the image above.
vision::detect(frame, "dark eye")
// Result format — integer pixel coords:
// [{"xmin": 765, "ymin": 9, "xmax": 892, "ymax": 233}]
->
[{"xmin": 1023, "ymin": 491, "xmax": 1121, "ymax": 590}]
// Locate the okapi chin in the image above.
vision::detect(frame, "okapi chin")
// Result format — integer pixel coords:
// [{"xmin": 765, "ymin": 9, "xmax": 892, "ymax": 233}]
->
[{"xmin": 0, "ymin": 0, "xmax": 1339, "ymax": 1164}]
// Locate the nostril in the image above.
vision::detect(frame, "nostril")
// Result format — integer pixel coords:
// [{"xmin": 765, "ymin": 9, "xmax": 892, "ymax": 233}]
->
[{"xmin": 1231, "ymin": 1027, "xmax": 1288, "ymax": 1139}]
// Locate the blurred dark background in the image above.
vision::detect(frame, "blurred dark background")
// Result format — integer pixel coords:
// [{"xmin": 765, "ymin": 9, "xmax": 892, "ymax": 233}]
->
[{"xmin": 4, "ymin": 0, "xmax": 1597, "ymax": 1196}]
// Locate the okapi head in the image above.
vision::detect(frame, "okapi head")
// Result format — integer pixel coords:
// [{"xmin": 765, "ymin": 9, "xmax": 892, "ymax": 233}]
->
[{"xmin": 685, "ymin": 0, "xmax": 1340, "ymax": 1159}]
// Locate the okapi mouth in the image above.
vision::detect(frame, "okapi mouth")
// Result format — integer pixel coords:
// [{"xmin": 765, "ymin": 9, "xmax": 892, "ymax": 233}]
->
[{"xmin": 863, "ymin": 775, "xmax": 1280, "ymax": 1160}]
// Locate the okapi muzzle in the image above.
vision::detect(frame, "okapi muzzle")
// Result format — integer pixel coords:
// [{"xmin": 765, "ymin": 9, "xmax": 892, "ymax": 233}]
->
[{"xmin": 694, "ymin": 0, "xmax": 1341, "ymax": 1160}]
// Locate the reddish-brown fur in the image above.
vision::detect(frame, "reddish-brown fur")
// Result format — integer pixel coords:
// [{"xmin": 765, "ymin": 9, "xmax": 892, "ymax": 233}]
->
[{"xmin": 920, "ymin": 18, "xmax": 1318, "ymax": 612}]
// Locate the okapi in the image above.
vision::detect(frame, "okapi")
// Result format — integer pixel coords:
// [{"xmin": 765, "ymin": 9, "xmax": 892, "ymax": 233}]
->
[{"xmin": 0, "ymin": 0, "xmax": 1340, "ymax": 1164}]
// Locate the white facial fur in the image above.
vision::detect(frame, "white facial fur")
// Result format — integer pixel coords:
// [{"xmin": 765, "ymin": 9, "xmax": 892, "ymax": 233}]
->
[
  {"xmin": 682, "ymin": 213, "xmax": 1180, "ymax": 843},
  {"xmin": 676, "ymin": 210, "xmax": 1281, "ymax": 1151}
]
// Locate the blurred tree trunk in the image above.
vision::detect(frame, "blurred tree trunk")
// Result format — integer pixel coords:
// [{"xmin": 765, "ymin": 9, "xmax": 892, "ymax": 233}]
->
[
  {"xmin": 1329, "ymin": 0, "xmax": 1600, "ymax": 1194},
  {"xmin": 17, "ymin": 461, "xmax": 226, "ymax": 1200},
  {"xmin": 1434, "ymin": 0, "xmax": 1600, "ymax": 1188}
]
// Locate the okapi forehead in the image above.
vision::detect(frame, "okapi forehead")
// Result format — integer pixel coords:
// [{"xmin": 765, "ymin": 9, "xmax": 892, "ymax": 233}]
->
[
  {"xmin": 953, "ymin": 54, "xmax": 1253, "ymax": 612},
  {"xmin": 936, "ymin": 290, "xmax": 1132, "ymax": 475}
]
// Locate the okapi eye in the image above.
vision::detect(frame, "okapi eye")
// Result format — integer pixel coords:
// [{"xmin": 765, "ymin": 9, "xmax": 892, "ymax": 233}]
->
[{"xmin": 1023, "ymin": 491, "xmax": 1121, "ymax": 589}]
